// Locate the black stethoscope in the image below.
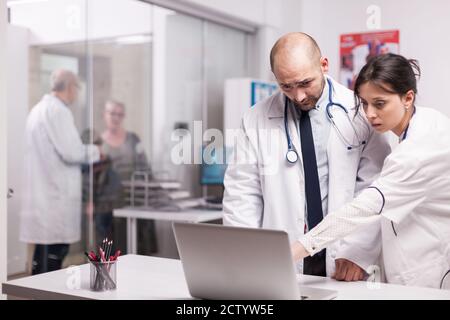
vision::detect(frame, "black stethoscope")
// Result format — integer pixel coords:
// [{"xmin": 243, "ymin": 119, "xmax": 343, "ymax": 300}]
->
[{"xmin": 284, "ymin": 78, "xmax": 368, "ymax": 164}]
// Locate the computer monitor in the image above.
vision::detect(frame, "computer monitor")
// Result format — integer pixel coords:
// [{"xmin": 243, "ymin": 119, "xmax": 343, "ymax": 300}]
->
[{"xmin": 200, "ymin": 145, "xmax": 227, "ymax": 186}]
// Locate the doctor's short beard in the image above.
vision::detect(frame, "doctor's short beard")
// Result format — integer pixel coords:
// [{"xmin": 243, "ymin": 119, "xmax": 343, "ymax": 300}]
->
[
  {"xmin": 292, "ymin": 77, "xmax": 326, "ymax": 111},
  {"xmin": 293, "ymin": 96, "xmax": 320, "ymax": 111}
]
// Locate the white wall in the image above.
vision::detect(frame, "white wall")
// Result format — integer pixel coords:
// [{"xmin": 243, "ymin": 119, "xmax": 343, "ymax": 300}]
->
[
  {"xmin": 0, "ymin": 0, "xmax": 8, "ymax": 299},
  {"xmin": 299, "ymin": 0, "xmax": 450, "ymax": 116}
]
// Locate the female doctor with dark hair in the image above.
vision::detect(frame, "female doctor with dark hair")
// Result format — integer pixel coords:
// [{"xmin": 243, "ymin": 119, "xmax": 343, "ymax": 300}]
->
[{"xmin": 292, "ymin": 53, "xmax": 450, "ymax": 289}]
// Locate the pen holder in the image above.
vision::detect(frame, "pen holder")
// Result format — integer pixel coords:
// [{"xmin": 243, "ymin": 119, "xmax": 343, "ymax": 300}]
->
[{"xmin": 89, "ymin": 260, "xmax": 117, "ymax": 291}]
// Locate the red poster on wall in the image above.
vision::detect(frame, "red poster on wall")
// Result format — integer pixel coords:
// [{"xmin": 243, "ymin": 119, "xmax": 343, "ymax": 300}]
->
[{"xmin": 340, "ymin": 30, "xmax": 400, "ymax": 89}]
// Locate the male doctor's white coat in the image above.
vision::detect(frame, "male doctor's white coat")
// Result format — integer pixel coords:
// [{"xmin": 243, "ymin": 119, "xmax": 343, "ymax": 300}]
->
[
  {"xmin": 223, "ymin": 76, "xmax": 391, "ymax": 275},
  {"xmin": 20, "ymin": 94, "xmax": 100, "ymax": 244}
]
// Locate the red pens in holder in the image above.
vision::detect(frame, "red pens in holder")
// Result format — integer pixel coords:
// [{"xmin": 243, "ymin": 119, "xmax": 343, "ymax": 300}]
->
[{"xmin": 85, "ymin": 238, "xmax": 121, "ymax": 291}]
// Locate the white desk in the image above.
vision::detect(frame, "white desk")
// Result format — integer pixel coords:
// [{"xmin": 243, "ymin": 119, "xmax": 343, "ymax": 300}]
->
[
  {"xmin": 113, "ymin": 207, "xmax": 223, "ymax": 254},
  {"xmin": 3, "ymin": 255, "xmax": 450, "ymax": 300}
]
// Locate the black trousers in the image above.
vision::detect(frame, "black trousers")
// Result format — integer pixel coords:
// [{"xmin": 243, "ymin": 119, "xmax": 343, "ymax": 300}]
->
[
  {"xmin": 32, "ymin": 244, "xmax": 70, "ymax": 275},
  {"xmin": 303, "ymin": 249, "xmax": 327, "ymax": 277}
]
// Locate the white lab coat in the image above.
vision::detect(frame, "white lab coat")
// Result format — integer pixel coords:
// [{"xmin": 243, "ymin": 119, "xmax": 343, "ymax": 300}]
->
[
  {"xmin": 300, "ymin": 106, "xmax": 450, "ymax": 288},
  {"xmin": 20, "ymin": 94, "xmax": 100, "ymax": 244},
  {"xmin": 376, "ymin": 107, "xmax": 450, "ymax": 288},
  {"xmin": 223, "ymin": 76, "xmax": 391, "ymax": 275}
]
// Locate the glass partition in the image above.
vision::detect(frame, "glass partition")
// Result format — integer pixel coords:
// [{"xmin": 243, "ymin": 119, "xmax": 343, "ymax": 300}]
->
[{"xmin": 7, "ymin": 0, "xmax": 251, "ymax": 278}]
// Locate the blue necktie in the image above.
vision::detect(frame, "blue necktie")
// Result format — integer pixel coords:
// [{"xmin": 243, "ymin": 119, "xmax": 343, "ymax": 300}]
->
[{"xmin": 299, "ymin": 109, "xmax": 327, "ymax": 277}]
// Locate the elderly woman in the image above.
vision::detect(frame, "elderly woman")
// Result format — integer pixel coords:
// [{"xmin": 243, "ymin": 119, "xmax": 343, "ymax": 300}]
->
[{"xmin": 101, "ymin": 100, "xmax": 157, "ymax": 255}]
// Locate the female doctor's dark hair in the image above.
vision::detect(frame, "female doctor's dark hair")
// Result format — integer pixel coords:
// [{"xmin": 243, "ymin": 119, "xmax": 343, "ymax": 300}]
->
[{"xmin": 354, "ymin": 53, "xmax": 421, "ymax": 113}]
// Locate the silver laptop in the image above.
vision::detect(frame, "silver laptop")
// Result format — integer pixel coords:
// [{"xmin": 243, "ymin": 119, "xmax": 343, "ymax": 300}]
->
[{"xmin": 172, "ymin": 222, "xmax": 338, "ymax": 300}]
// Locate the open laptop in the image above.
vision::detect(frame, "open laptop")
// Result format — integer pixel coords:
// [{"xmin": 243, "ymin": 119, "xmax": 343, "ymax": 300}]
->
[{"xmin": 172, "ymin": 222, "xmax": 338, "ymax": 300}]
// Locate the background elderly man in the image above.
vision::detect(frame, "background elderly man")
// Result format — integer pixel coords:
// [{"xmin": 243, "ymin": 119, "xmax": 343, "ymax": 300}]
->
[{"xmin": 20, "ymin": 69, "xmax": 100, "ymax": 275}]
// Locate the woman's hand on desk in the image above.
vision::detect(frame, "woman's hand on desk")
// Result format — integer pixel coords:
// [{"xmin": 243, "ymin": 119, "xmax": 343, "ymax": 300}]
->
[{"xmin": 291, "ymin": 241, "xmax": 310, "ymax": 262}]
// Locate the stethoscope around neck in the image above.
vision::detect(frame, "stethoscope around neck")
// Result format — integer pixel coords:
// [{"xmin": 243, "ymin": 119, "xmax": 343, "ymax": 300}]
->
[{"xmin": 284, "ymin": 78, "xmax": 367, "ymax": 164}]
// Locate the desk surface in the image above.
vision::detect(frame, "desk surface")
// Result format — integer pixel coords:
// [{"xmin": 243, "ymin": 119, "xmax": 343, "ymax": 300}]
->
[
  {"xmin": 113, "ymin": 207, "xmax": 223, "ymax": 222},
  {"xmin": 3, "ymin": 255, "xmax": 450, "ymax": 300}
]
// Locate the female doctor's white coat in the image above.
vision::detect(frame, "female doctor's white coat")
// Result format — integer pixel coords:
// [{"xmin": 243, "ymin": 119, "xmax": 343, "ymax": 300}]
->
[
  {"xmin": 20, "ymin": 94, "xmax": 100, "ymax": 244},
  {"xmin": 300, "ymin": 106, "xmax": 450, "ymax": 288},
  {"xmin": 223, "ymin": 76, "xmax": 391, "ymax": 275}
]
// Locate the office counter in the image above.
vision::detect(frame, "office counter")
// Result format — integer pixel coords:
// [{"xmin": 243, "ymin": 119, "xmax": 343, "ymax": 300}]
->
[
  {"xmin": 3, "ymin": 255, "xmax": 450, "ymax": 300},
  {"xmin": 113, "ymin": 207, "xmax": 223, "ymax": 255}
]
